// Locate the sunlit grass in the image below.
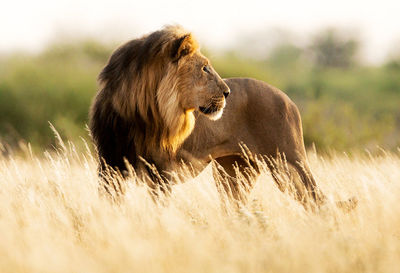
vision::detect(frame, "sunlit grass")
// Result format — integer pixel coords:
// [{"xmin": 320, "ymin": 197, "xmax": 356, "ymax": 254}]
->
[{"xmin": 0, "ymin": 138, "xmax": 400, "ymax": 273}]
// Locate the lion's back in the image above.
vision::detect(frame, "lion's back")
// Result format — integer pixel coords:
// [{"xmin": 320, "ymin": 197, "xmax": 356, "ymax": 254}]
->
[
  {"xmin": 221, "ymin": 77, "xmax": 299, "ymax": 125},
  {"xmin": 188, "ymin": 77, "xmax": 303, "ymax": 156}
]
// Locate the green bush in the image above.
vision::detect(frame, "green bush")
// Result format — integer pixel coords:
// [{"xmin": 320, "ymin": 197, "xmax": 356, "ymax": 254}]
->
[{"xmin": 0, "ymin": 40, "xmax": 109, "ymax": 150}]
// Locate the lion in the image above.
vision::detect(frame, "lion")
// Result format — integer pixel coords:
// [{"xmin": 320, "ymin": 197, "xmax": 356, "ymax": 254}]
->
[{"xmin": 89, "ymin": 25, "xmax": 356, "ymax": 210}]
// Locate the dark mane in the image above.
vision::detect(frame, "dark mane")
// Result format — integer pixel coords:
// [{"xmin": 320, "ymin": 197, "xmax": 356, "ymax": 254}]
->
[{"xmin": 89, "ymin": 25, "xmax": 198, "ymax": 181}]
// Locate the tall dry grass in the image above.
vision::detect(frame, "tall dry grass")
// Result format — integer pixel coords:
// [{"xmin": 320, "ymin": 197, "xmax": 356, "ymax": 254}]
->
[{"xmin": 0, "ymin": 137, "xmax": 400, "ymax": 273}]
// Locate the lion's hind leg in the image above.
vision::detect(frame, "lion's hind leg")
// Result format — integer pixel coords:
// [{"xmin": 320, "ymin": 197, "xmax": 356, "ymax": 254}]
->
[
  {"xmin": 266, "ymin": 155, "xmax": 358, "ymax": 212},
  {"xmin": 286, "ymin": 159, "xmax": 358, "ymax": 212},
  {"xmin": 264, "ymin": 154, "xmax": 326, "ymax": 211}
]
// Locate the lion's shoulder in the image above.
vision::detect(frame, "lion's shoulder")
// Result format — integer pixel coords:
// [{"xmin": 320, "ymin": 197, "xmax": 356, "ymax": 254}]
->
[{"xmin": 224, "ymin": 77, "xmax": 295, "ymax": 110}]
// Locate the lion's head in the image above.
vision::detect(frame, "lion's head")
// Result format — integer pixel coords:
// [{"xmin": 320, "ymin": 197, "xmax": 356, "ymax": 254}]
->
[{"xmin": 96, "ymin": 25, "xmax": 229, "ymax": 156}]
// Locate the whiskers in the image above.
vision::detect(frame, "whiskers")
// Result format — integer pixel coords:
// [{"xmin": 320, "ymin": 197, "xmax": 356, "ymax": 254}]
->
[
  {"xmin": 200, "ymin": 96, "xmax": 225, "ymax": 114},
  {"xmin": 199, "ymin": 96, "xmax": 226, "ymax": 120}
]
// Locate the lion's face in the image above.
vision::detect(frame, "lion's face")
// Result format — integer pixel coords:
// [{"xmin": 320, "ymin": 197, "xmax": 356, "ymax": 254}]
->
[{"xmin": 176, "ymin": 52, "xmax": 230, "ymax": 120}]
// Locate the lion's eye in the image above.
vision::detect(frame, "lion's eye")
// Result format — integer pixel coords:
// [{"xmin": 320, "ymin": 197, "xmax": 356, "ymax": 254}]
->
[{"xmin": 202, "ymin": 65, "xmax": 210, "ymax": 74}]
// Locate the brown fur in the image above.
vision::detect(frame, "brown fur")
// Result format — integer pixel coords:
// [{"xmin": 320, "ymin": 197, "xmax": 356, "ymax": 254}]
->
[{"xmin": 90, "ymin": 26, "xmax": 356, "ymax": 210}]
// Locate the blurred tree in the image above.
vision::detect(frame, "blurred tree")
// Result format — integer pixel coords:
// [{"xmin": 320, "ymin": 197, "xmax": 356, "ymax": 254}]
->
[
  {"xmin": 385, "ymin": 59, "xmax": 400, "ymax": 71},
  {"xmin": 268, "ymin": 43, "xmax": 303, "ymax": 69},
  {"xmin": 384, "ymin": 42, "xmax": 400, "ymax": 71},
  {"xmin": 309, "ymin": 29, "xmax": 359, "ymax": 69},
  {"xmin": 42, "ymin": 39, "xmax": 111, "ymax": 63}
]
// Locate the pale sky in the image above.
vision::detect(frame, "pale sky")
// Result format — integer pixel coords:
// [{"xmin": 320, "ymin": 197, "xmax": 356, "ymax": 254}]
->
[{"xmin": 1, "ymin": 0, "xmax": 400, "ymax": 63}]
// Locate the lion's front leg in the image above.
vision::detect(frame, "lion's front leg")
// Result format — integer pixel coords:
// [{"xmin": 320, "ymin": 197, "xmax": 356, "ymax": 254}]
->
[
  {"xmin": 142, "ymin": 151, "xmax": 207, "ymax": 201},
  {"xmin": 212, "ymin": 155, "xmax": 259, "ymax": 206},
  {"xmin": 136, "ymin": 156, "xmax": 174, "ymax": 201}
]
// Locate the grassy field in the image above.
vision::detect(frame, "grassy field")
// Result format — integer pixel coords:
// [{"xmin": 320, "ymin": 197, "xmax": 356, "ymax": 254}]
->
[{"xmin": 1, "ymin": 136, "xmax": 400, "ymax": 273}]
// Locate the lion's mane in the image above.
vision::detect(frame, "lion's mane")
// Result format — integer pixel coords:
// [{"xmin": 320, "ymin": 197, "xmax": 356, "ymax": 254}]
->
[{"xmin": 89, "ymin": 26, "xmax": 199, "ymax": 173}]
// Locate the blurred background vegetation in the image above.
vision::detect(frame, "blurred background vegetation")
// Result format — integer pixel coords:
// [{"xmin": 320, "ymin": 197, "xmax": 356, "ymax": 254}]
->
[{"xmin": 0, "ymin": 28, "xmax": 399, "ymax": 153}]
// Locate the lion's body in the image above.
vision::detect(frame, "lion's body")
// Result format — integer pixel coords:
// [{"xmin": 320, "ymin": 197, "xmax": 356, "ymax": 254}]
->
[
  {"xmin": 178, "ymin": 77, "xmax": 322, "ymax": 204},
  {"xmin": 181, "ymin": 78, "xmax": 305, "ymax": 164},
  {"xmin": 89, "ymin": 25, "xmax": 332, "ymax": 208}
]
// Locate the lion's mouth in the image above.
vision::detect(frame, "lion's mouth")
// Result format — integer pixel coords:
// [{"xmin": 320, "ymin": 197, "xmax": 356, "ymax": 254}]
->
[
  {"xmin": 198, "ymin": 100, "xmax": 226, "ymax": 120},
  {"xmin": 199, "ymin": 106, "xmax": 219, "ymax": 115}
]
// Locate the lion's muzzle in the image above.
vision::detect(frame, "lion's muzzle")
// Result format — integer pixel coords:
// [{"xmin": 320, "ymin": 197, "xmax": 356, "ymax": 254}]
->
[{"xmin": 199, "ymin": 97, "xmax": 226, "ymax": 120}]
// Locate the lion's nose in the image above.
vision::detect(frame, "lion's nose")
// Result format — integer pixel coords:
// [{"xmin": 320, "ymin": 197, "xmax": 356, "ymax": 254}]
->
[{"xmin": 223, "ymin": 89, "xmax": 230, "ymax": 98}]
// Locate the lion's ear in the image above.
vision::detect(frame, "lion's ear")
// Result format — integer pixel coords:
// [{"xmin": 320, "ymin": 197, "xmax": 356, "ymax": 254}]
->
[{"xmin": 171, "ymin": 34, "xmax": 198, "ymax": 61}]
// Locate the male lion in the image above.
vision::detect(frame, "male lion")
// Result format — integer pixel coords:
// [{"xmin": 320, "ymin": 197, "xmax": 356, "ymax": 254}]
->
[{"xmin": 90, "ymin": 25, "xmax": 354, "ymax": 210}]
